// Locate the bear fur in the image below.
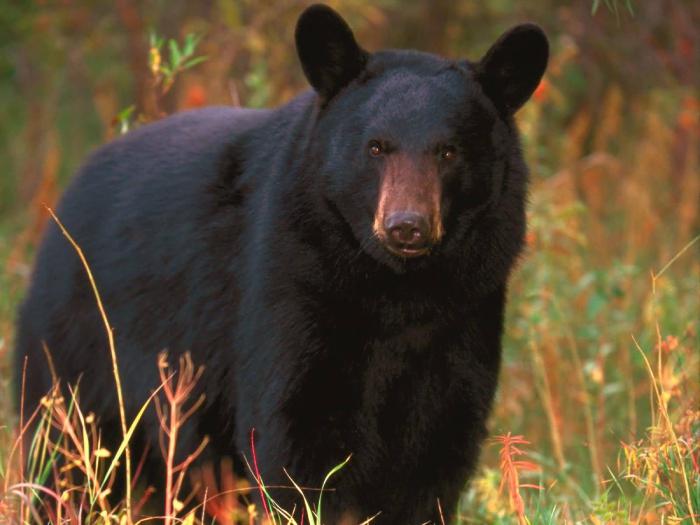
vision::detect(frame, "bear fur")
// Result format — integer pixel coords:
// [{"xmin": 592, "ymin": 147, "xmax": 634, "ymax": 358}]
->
[{"xmin": 15, "ymin": 4, "xmax": 548, "ymax": 523}]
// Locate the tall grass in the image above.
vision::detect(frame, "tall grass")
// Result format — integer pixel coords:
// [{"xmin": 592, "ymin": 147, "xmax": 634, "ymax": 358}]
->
[
  {"xmin": 0, "ymin": 182, "xmax": 697, "ymax": 524},
  {"xmin": 0, "ymin": 8, "xmax": 698, "ymax": 522}
]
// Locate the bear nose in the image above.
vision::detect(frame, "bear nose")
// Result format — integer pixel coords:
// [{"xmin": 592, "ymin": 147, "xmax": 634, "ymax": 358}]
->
[{"xmin": 383, "ymin": 212, "xmax": 430, "ymax": 255}]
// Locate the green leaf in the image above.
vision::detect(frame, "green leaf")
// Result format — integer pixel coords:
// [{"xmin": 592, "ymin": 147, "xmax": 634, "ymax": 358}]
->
[
  {"xmin": 586, "ymin": 292, "xmax": 606, "ymax": 319},
  {"xmin": 182, "ymin": 56, "xmax": 208, "ymax": 70},
  {"xmin": 183, "ymin": 33, "xmax": 200, "ymax": 57},
  {"xmin": 97, "ymin": 384, "xmax": 164, "ymax": 499},
  {"xmin": 149, "ymin": 30, "xmax": 163, "ymax": 50},
  {"xmin": 117, "ymin": 105, "xmax": 135, "ymax": 135},
  {"xmin": 169, "ymin": 38, "xmax": 181, "ymax": 67},
  {"xmin": 317, "ymin": 454, "xmax": 351, "ymax": 520},
  {"xmin": 283, "ymin": 468, "xmax": 317, "ymax": 525}
]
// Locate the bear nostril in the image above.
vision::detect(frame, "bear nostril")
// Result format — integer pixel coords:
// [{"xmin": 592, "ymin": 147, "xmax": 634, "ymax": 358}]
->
[
  {"xmin": 384, "ymin": 212, "xmax": 430, "ymax": 252},
  {"xmin": 390, "ymin": 223, "xmax": 417, "ymax": 243}
]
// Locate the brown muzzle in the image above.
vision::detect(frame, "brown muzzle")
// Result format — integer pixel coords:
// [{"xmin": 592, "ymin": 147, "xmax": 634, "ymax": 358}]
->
[{"xmin": 373, "ymin": 154, "xmax": 443, "ymax": 257}]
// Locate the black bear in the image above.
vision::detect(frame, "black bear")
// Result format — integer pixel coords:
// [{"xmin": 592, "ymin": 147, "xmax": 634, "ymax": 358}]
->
[{"xmin": 15, "ymin": 4, "xmax": 548, "ymax": 523}]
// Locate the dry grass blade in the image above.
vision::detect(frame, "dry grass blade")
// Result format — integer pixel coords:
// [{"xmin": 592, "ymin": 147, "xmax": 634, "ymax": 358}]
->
[{"xmin": 45, "ymin": 206, "xmax": 133, "ymax": 523}]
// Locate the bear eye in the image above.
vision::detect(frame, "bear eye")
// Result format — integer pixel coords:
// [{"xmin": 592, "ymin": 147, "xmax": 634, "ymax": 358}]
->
[
  {"xmin": 439, "ymin": 145, "xmax": 457, "ymax": 161},
  {"xmin": 368, "ymin": 141, "xmax": 383, "ymax": 157}
]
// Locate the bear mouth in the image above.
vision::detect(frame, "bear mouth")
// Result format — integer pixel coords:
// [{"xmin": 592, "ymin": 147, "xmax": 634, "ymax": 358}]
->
[{"xmin": 384, "ymin": 244, "xmax": 431, "ymax": 258}]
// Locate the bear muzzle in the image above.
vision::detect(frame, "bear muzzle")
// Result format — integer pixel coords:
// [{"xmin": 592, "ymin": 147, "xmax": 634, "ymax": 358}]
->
[{"xmin": 372, "ymin": 154, "xmax": 444, "ymax": 258}]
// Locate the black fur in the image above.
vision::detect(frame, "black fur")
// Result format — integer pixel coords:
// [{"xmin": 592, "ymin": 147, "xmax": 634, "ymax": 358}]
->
[{"xmin": 15, "ymin": 5, "xmax": 547, "ymax": 523}]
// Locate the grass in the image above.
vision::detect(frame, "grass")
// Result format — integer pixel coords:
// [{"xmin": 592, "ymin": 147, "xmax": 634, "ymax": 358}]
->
[{"xmin": 0, "ymin": 21, "xmax": 698, "ymax": 523}]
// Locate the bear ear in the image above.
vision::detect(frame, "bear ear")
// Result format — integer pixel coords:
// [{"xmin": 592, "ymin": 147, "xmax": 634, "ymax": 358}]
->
[
  {"xmin": 475, "ymin": 23, "xmax": 549, "ymax": 115},
  {"xmin": 295, "ymin": 4, "xmax": 368, "ymax": 103}
]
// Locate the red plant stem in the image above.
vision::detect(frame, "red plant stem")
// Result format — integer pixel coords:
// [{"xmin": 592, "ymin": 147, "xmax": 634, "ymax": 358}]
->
[{"xmin": 132, "ymin": 442, "xmax": 151, "ymax": 490}]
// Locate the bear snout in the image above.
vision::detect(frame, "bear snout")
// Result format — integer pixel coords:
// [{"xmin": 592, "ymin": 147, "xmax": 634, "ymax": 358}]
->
[
  {"xmin": 371, "ymin": 153, "xmax": 444, "ymax": 259},
  {"xmin": 382, "ymin": 211, "xmax": 431, "ymax": 257}
]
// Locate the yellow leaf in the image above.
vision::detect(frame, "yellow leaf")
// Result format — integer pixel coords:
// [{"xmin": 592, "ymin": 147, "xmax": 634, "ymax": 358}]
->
[{"xmin": 182, "ymin": 511, "xmax": 196, "ymax": 525}]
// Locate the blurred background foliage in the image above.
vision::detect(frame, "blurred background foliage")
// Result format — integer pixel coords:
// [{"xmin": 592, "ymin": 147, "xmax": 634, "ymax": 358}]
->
[{"xmin": 0, "ymin": 1, "xmax": 698, "ymax": 523}]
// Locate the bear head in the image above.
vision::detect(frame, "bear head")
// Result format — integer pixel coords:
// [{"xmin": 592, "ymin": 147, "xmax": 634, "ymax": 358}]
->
[{"xmin": 296, "ymin": 4, "xmax": 548, "ymax": 274}]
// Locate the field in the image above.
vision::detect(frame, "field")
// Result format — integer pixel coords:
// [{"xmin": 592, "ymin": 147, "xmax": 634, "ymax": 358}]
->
[{"xmin": 0, "ymin": 1, "xmax": 698, "ymax": 523}]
